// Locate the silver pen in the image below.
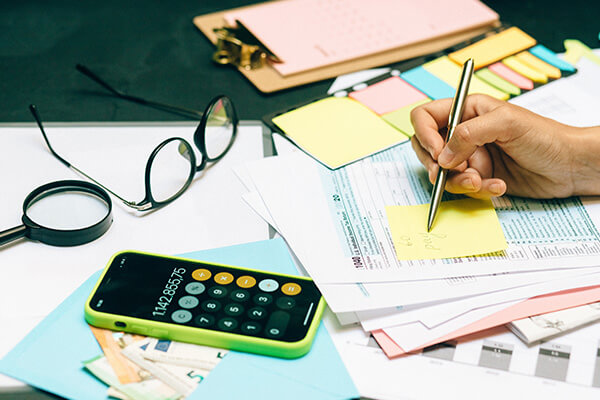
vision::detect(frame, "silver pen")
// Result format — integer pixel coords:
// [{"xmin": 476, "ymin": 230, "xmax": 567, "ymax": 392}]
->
[{"xmin": 426, "ymin": 58, "xmax": 474, "ymax": 232}]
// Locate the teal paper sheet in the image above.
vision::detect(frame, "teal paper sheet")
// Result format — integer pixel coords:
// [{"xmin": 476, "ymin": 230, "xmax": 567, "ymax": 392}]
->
[{"xmin": 0, "ymin": 238, "xmax": 358, "ymax": 400}]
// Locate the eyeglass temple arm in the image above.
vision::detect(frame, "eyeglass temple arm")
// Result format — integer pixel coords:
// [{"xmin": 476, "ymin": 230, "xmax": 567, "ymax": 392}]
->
[
  {"xmin": 75, "ymin": 64, "xmax": 204, "ymax": 120},
  {"xmin": 28, "ymin": 104, "xmax": 151, "ymax": 211}
]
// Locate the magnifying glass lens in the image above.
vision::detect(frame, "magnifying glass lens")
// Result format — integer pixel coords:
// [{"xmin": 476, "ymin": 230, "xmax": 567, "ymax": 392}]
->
[{"xmin": 26, "ymin": 188, "xmax": 110, "ymax": 230}]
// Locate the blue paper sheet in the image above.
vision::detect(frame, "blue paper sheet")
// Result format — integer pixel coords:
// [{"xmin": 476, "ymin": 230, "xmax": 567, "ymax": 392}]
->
[
  {"xmin": 401, "ymin": 66, "xmax": 456, "ymax": 100},
  {"xmin": 0, "ymin": 238, "xmax": 358, "ymax": 400}
]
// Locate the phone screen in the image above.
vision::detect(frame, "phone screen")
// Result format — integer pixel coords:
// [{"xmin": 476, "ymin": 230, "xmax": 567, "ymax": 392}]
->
[{"xmin": 89, "ymin": 252, "xmax": 322, "ymax": 343}]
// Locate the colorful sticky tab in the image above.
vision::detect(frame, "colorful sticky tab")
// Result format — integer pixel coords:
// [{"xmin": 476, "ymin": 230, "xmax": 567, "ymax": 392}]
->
[
  {"xmin": 502, "ymin": 56, "xmax": 548, "ymax": 84},
  {"xmin": 423, "ymin": 56, "xmax": 509, "ymax": 100},
  {"xmin": 386, "ymin": 198, "xmax": 507, "ymax": 260},
  {"xmin": 515, "ymin": 51, "xmax": 561, "ymax": 79},
  {"xmin": 563, "ymin": 39, "xmax": 600, "ymax": 67},
  {"xmin": 382, "ymin": 98, "xmax": 431, "ymax": 137},
  {"xmin": 475, "ymin": 68, "xmax": 521, "ymax": 96},
  {"xmin": 349, "ymin": 77, "xmax": 427, "ymax": 115},
  {"xmin": 488, "ymin": 62, "xmax": 534, "ymax": 90},
  {"xmin": 529, "ymin": 44, "xmax": 576, "ymax": 72},
  {"xmin": 401, "ymin": 66, "xmax": 455, "ymax": 100},
  {"xmin": 272, "ymin": 97, "xmax": 408, "ymax": 169},
  {"xmin": 449, "ymin": 27, "xmax": 537, "ymax": 69}
]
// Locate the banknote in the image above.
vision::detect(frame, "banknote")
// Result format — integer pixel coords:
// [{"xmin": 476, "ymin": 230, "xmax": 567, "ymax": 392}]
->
[
  {"xmin": 84, "ymin": 355, "xmax": 180, "ymax": 400},
  {"xmin": 139, "ymin": 338, "xmax": 227, "ymax": 370},
  {"xmin": 509, "ymin": 301, "xmax": 600, "ymax": 344},
  {"xmin": 122, "ymin": 339, "xmax": 207, "ymax": 398},
  {"xmin": 89, "ymin": 325, "xmax": 147, "ymax": 384}
]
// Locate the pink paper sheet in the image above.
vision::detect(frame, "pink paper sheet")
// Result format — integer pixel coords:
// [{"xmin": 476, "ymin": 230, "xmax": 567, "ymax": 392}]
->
[
  {"xmin": 373, "ymin": 284, "xmax": 600, "ymax": 359},
  {"xmin": 225, "ymin": 0, "xmax": 498, "ymax": 76},
  {"xmin": 349, "ymin": 77, "xmax": 427, "ymax": 115}
]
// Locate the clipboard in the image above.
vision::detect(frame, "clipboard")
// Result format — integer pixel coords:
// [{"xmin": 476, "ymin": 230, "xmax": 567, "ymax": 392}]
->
[{"xmin": 193, "ymin": 3, "xmax": 500, "ymax": 93}]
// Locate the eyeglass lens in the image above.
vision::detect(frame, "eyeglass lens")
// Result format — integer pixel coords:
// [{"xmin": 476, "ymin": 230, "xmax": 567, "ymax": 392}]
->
[
  {"xmin": 148, "ymin": 139, "xmax": 195, "ymax": 203},
  {"xmin": 204, "ymin": 97, "xmax": 235, "ymax": 160}
]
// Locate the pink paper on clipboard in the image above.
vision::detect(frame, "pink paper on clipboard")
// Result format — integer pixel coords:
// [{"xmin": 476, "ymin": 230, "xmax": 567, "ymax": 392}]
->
[{"xmin": 225, "ymin": 0, "xmax": 499, "ymax": 76}]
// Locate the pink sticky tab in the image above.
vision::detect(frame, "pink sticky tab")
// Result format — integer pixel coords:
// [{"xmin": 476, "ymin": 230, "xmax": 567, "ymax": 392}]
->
[
  {"xmin": 349, "ymin": 77, "xmax": 427, "ymax": 115},
  {"xmin": 489, "ymin": 62, "xmax": 534, "ymax": 90}
]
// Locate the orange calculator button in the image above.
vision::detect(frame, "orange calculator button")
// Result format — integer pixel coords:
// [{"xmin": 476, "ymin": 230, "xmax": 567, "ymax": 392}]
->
[
  {"xmin": 236, "ymin": 275, "xmax": 257, "ymax": 288},
  {"xmin": 192, "ymin": 268, "xmax": 211, "ymax": 281},
  {"xmin": 281, "ymin": 283, "xmax": 302, "ymax": 296},
  {"xmin": 214, "ymin": 272, "xmax": 234, "ymax": 285}
]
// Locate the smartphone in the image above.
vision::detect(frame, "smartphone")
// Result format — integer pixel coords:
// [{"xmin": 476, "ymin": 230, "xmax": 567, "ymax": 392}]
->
[{"xmin": 85, "ymin": 251, "xmax": 326, "ymax": 359}]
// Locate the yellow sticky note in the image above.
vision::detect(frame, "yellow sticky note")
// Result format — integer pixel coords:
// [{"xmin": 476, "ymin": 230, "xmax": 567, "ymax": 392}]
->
[
  {"xmin": 515, "ymin": 51, "xmax": 561, "ymax": 79},
  {"xmin": 423, "ymin": 56, "xmax": 509, "ymax": 100},
  {"xmin": 502, "ymin": 56, "xmax": 548, "ymax": 84},
  {"xmin": 449, "ymin": 27, "xmax": 537, "ymax": 69},
  {"xmin": 386, "ymin": 198, "xmax": 507, "ymax": 260},
  {"xmin": 272, "ymin": 97, "xmax": 408, "ymax": 169}
]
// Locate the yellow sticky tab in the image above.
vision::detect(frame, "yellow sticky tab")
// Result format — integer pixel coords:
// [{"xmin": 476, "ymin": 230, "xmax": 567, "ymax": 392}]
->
[
  {"xmin": 386, "ymin": 198, "xmax": 507, "ymax": 260},
  {"xmin": 449, "ymin": 27, "xmax": 537, "ymax": 69},
  {"xmin": 272, "ymin": 97, "xmax": 408, "ymax": 169},
  {"xmin": 382, "ymin": 98, "xmax": 431, "ymax": 137},
  {"xmin": 502, "ymin": 56, "xmax": 548, "ymax": 83},
  {"xmin": 563, "ymin": 39, "xmax": 600, "ymax": 66},
  {"xmin": 423, "ymin": 56, "xmax": 509, "ymax": 100},
  {"xmin": 515, "ymin": 51, "xmax": 561, "ymax": 79}
]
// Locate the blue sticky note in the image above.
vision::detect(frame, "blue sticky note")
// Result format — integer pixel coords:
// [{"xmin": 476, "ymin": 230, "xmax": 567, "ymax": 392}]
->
[
  {"xmin": 529, "ymin": 44, "xmax": 576, "ymax": 72},
  {"xmin": 401, "ymin": 67, "xmax": 455, "ymax": 100},
  {"xmin": 0, "ymin": 238, "xmax": 358, "ymax": 400}
]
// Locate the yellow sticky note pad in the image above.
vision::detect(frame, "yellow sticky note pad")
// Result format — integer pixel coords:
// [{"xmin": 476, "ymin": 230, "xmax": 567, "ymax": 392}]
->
[
  {"xmin": 449, "ymin": 27, "xmax": 536, "ymax": 69},
  {"xmin": 386, "ymin": 198, "xmax": 507, "ymax": 260},
  {"xmin": 272, "ymin": 97, "xmax": 409, "ymax": 169}
]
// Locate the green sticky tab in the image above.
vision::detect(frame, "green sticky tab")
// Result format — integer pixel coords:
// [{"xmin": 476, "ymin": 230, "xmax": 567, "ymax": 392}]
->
[
  {"xmin": 475, "ymin": 68, "xmax": 521, "ymax": 96},
  {"xmin": 382, "ymin": 98, "xmax": 431, "ymax": 137}
]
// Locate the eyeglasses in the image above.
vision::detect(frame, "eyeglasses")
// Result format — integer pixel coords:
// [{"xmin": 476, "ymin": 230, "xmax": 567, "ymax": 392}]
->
[{"xmin": 29, "ymin": 68, "xmax": 238, "ymax": 211}]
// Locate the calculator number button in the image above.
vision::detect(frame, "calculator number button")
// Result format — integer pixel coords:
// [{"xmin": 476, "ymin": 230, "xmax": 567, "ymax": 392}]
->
[
  {"xmin": 253, "ymin": 293, "xmax": 273, "ymax": 305},
  {"xmin": 195, "ymin": 314, "xmax": 215, "ymax": 327},
  {"xmin": 214, "ymin": 272, "xmax": 234, "ymax": 285},
  {"xmin": 201, "ymin": 300, "xmax": 222, "ymax": 312},
  {"xmin": 281, "ymin": 282, "xmax": 302, "ymax": 296},
  {"xmin": 208, "ymin": 286, "xmax": 228, "ymax": 299},
  {"xmin": 231, "ymin": 289, "xmax": 250, "ymax": 302},
  {"xmin": 241, "ymin": 321, "xmax": 262, "ymax": 335},
  {"xmin": 178, "ymin": 295, "xmax": 199, "ymax": 309},
  {"xmin": 258, "ymin": 279, "xmax": 279, "ymax": 292},
  {"xmin": 218, "ymin": 317, "xmax": 238, "ymax": 331},
  {"xmin": 171, "ymin": 309, "xmax": 193, "ymax": 323},
  {"xmin": 224, "ymin": 303, "xmax": 244, "ymax": 317},
  {"xmin": 185, "ymin": 282, "xmax": 205, "ymax": 295},
  {"xmin": 236, "ymin": 275, "xmax": 256, "ymax": 288},
  {"xmin": 265, "ymin": 311, "xmax": 290, "ymax": 338},
  {"xmin": 248, "ymin": 306, "xmax": 267, "ymax": 320},
  {"xmin": 275, "ymin": 297, "xmax": 296, "ymax": 310}
]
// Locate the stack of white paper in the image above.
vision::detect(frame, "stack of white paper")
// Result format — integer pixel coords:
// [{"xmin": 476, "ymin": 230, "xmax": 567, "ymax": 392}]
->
[{"xmin": 235, "ymin": 58, "xmax": 600, "ymax": 369}]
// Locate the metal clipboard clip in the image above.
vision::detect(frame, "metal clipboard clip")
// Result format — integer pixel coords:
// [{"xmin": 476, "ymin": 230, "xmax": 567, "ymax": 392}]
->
[{"xmin": 212, "ymin": 20, "xmax": 282, "ymax": 70}]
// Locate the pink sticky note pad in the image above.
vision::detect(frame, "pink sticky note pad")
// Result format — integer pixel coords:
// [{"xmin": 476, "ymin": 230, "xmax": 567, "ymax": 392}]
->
[
  {"xmin": 489, "ymin": 62, "xmax": 534, "ymax": 90},
  {"xmin": 373, "ymin": 284, "xmax": 600, "ymax": 359},
  {"xmin": 349, "ymin": 77, "xmax": 427, "ymax": 115}
]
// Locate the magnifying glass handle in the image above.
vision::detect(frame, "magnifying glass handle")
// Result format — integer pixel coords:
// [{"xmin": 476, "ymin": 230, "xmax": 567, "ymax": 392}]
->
[{"xmin": 0, "ymin": 225, "xmax": 27, "ymax": 246}]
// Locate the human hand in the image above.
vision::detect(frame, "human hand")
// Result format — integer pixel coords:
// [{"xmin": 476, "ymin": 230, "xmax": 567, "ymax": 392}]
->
[{"xmin": 410, "ymin": 94, "xmax": 587, "ymax": 199}]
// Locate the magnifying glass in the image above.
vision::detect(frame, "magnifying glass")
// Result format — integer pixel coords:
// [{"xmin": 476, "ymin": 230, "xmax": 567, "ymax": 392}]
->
[{"xmin": 0, "ymin": 180, "xmax": 113, "ymax": 247}]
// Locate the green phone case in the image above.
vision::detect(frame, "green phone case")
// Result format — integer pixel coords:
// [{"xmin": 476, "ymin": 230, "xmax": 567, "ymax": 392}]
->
[{"xmin": 84, "ymin": 250, "xmax": 326, "ymax": 359}]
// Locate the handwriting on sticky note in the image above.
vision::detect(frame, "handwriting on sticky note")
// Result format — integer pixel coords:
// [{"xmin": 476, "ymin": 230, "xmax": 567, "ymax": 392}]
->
[{"xmin": 386, "ymin": 198, "xmax": 507, "ymax": 260}]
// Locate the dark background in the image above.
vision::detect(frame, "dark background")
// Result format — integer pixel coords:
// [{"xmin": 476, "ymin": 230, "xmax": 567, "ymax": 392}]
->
[{"xmin": 0, "ymin": 1, "xmax": 598, "ymax": 123}]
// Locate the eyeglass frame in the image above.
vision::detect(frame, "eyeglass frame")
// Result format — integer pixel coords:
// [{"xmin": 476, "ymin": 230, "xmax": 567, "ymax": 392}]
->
[{"xmin": 29, "ymin": 95, "xmax": 238, "ymax": 212}]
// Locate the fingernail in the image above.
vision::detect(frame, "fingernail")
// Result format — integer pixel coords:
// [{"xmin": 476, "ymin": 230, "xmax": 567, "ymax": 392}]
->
[
  {"xmin": 490, "ymin": 183, "xmax": 503, "ymax": 195},
  {"xmin": 461, "ymin": 177, "xmax": 475, "ymax": 191},
  {"xmin": 438, "ymin": 148, "xmax": 455, "ymax": 167}
]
